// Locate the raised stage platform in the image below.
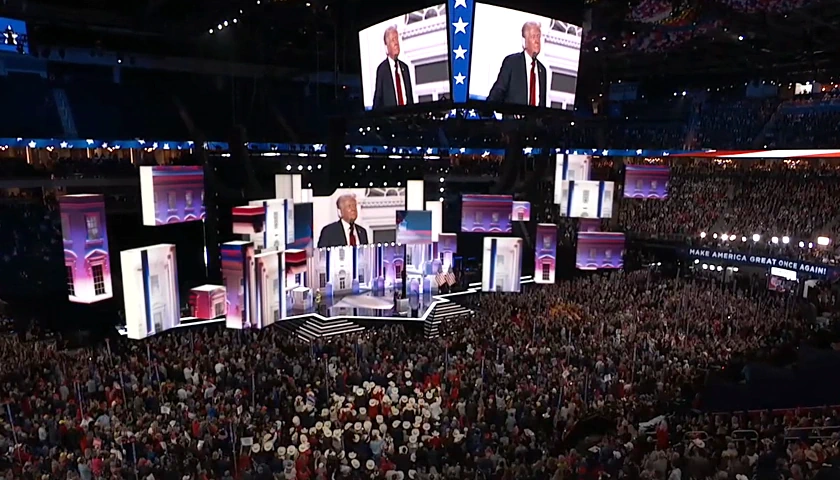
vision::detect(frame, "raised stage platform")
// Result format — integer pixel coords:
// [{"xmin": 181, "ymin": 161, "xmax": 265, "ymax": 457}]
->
[{"xmin": 116, "ymin": 278, "xmax": 533, "ymax": 342}]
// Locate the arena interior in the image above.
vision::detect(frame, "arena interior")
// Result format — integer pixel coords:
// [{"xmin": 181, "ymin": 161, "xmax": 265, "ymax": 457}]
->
[{"xmin": 1, "ymin": 0, "xmax": 840, "ymax": 479}]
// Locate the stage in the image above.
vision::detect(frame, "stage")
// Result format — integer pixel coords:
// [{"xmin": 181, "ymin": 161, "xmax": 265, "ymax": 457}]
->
[{"xmin": 116, "ymin": 278, "xmax": 533, "ymax": 342}]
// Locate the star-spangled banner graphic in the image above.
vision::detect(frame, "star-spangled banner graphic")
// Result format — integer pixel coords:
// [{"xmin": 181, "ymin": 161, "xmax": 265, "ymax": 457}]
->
[
  {"xmin": 3, "ymin": 138, "xmax": 839, "ymax": 160},
  {"xmin": 448, "ymin": 0, "xmax": 475, "ymax": 103}
]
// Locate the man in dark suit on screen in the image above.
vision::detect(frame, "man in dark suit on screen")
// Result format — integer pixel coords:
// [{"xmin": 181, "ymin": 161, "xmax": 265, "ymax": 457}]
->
[
  {"xmin": 487, "ymin": 21, "xmax": 548, "ymax": 107},
  {"xmin": 317, "ymin": 194, "xmax": 370, "ymax": 248},
  {"xmin": 372, "ymin": 26, "xmax": 415, "ymax": 109}
]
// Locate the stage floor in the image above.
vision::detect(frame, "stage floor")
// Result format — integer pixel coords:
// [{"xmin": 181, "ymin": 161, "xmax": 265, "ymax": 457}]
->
[{"xmin": 287, "ymin": 288, "xmax": 438, "ymax": 319}]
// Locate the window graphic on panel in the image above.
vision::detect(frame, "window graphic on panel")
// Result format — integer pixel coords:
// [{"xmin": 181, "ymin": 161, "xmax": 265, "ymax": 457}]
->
[{"xmin": 59, "ymin": 194, "xmax": 113, "ymax": 304}]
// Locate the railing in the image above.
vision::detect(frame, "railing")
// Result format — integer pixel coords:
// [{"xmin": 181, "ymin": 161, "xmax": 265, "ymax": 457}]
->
[
  {"xmin": 731, "ymin": 429, "xmax": 759, "ymax": 445},
  {"xmin": 784, "ymin": 425, "xmax": 840, "ymax": 441}
]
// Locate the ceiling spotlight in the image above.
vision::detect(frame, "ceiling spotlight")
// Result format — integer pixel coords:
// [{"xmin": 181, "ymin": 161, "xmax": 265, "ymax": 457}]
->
[
  {"xmin": 223, "ymin": 21, "xmax": 229, "ymax": 26},
  {"xmin": 209, "ymin": 29, "xmax": 214, "ymax": 34}
]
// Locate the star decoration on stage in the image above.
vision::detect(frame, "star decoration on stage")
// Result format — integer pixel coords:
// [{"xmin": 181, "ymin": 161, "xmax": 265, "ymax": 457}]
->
[
  {"xmin": 453, "ymin": 45, "xmax": 467, "ymax": 59},
  {"xmin": 60, "ymin": 141, "xmax": 68, "ymax": 148},
  {"xmin": 454, "ymin": 0, "xmax": 467, "ymax": 7},
  {"xmin": 452, "ymin": 17, "xmax": 469, "ymax": 34},
  {"xmin": 454, "ymin": 73, "xmax": 466, "ymax": 84}
]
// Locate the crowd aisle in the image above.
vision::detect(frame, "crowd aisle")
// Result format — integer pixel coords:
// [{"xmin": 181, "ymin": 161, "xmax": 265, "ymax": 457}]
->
[{"xmin": 2, "ymin": 272, "xmax": 836, "ymax": 480}]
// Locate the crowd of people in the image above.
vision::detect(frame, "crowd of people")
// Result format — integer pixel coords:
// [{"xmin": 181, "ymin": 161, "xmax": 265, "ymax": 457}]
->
[
  {"xmin": 693, "ymin": 99, "xmax": 779, "ymax": 150},
  {"xmin": 618, "ymin": 161, "xmax": 840, "ymax": 264},
  {"xmin": 2, "ymin": 271, "xmax": 836, "ymax": 480},
  {"xmin": 768, "ymin": 109, "xmax": 840, "ymax": 149},
  {"xmin": 0, "ymin": 193, "xmax": 63, "ymax": 298}
]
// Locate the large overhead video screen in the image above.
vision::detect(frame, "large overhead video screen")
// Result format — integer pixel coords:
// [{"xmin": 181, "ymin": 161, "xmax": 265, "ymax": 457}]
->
[
  {"xmin": 314, "ymin": 187, "xmax": 413, "ymax": 248},
  {"xmin": 140, "ymin": 166, "xmax": 205, "ymax": 226},
  {"xmin": 359, "ymin": 4, "xmax": 451, "ymax": 110},
  {"xmin": 467, "ymin": 4, "xmax": 581, "ymax": 109}
]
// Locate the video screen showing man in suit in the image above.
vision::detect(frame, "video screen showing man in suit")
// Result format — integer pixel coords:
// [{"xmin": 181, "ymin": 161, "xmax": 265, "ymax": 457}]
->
[
  {"xmin": 468, "ymin": 4, "xmax": 582, "ymax": 110},
  {"xmin": 358, "ymin": 5, "xmax": 451, "ymax": 110},
  {"xmin": 313, "ymin": 188, "xmax": 408, "ymax": 249},
  {"xmin": 317, "ymin": 194, "xmax": 370, "ymax": 248}
]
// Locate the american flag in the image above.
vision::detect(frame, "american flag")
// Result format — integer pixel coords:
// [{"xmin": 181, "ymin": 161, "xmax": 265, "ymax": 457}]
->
[
  {"xmin": 435, "ymin": 272, "xmax": 447, "ymax": 286},
  {"xmin": 445, "ymin": 272, "xmax": 456, "ymax": 286}
]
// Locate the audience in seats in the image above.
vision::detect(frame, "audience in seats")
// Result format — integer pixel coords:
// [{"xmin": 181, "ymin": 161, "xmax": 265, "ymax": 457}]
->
[
  {"xmin": 618, "ymin": 160, "xmax": 840, "ymax": 264},
  {"xmin": 694, "ymin": 98, "xmax": 780, "ymax": 149},
  {"xmin": 3, "ymin": 270, "xmax": 837, "ymax": 479}
]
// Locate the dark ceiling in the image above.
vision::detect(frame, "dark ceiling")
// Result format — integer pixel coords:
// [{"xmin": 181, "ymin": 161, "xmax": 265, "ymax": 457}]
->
[{"xmin": 12, "ymin": 0, "xmax": 840, "ymax": 84}]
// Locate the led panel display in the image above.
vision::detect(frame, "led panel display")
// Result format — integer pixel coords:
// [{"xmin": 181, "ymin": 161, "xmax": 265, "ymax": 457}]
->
[
  {"xmin": 534, "ymin": 224, "xmax": 557, "ymax": 284},
  {"xmin": 140, "ymin": 166, "xmax": 205, "ymax": 226},
  {"xmin": 358, "ymin": 4, "xmax": 450, "ymax": 110},
  {"xmin": 121, "ymin": 244, "xmax": 180, "ymax": 340},
  {"xmin": 481, "ymin": 237, "xmax": 522, "ymax": 292},
  {"xmin": 461, "ymin": 194, "xmax": 513, "ymax": 233},
  {"xmin": 59, "ymin": 194, "xmax": 113, "ymax": 303}
]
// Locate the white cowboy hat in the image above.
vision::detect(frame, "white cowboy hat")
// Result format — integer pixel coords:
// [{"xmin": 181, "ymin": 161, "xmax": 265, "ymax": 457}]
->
[
  {"xmin": 299, "ymin": 443, "xmax": 309, "ymax": 453},
  {"xmin": 263, "ymin": 440, "xmax": 274, "ymax": 451},
  {"xmin": 359, "ymin": 407, "xmax": 367, "ymax": 416},
  {"xmin": 404, "ymin": 371, "xmax": 411, "ymax": 378},
  {"xmin": 251, "ymin": 444, "xmax": 261, "ymax": 453},
  {"xmin": 363, "ymin": 421, "xmax": 372, "ymax": 432},
  {"xmin": 408, "ymin": 469, "xmax": 417, "ymax": 479},
  {"xmin": 351, "ymin": 459, "xmax": 360, "ymax": 469},
  {"xmin": 348, "ymin": 452, "xmax": 357, "ymax": 460},
  {"xmin": 402, "ymin": 421, "xmax": 411, "ymax": 430},
  {"xmin": 324, "ymin": 429, "xmax": 333, "ymax": 438},
  {"xmin": 366, "ymin": 460, "xmax": 375, "ymax": 470},
  {"xmin": 391, "ymin": 407, "xmax": 400, "ymax": 416},
  {"xmin": 277, "ymin": 446, "xmax": 286, "ymax": 456},
  {"xmin": 392, "ymin": 420, "xmax": 401, "ymax": 429},
  {"xmin": 376, "ymin": 415, "xmax": 384, "ymax": 424}
]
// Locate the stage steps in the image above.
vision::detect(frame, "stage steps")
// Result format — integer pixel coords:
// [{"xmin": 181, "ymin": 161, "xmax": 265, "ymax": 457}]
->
[
  {"xmin": 276, "ymin": 316, "xmax": 366, "ymax": 343},
  {"xmin": 424, "ymin": 300, "xmax": 473, "ymax": 338}
]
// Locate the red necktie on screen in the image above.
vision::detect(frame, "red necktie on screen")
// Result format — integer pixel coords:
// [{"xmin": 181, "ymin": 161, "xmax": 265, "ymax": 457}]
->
[
  {"xmin": 395, "ymin": 63, "xmax": 405, "ymax": 106},
  {"xmin": 529, "ymin": 59, "xmax": 537, "ymax": 106},
  {"xmin": 349, "ymin": 224, "xmax": 357, "ymax": 246}
]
